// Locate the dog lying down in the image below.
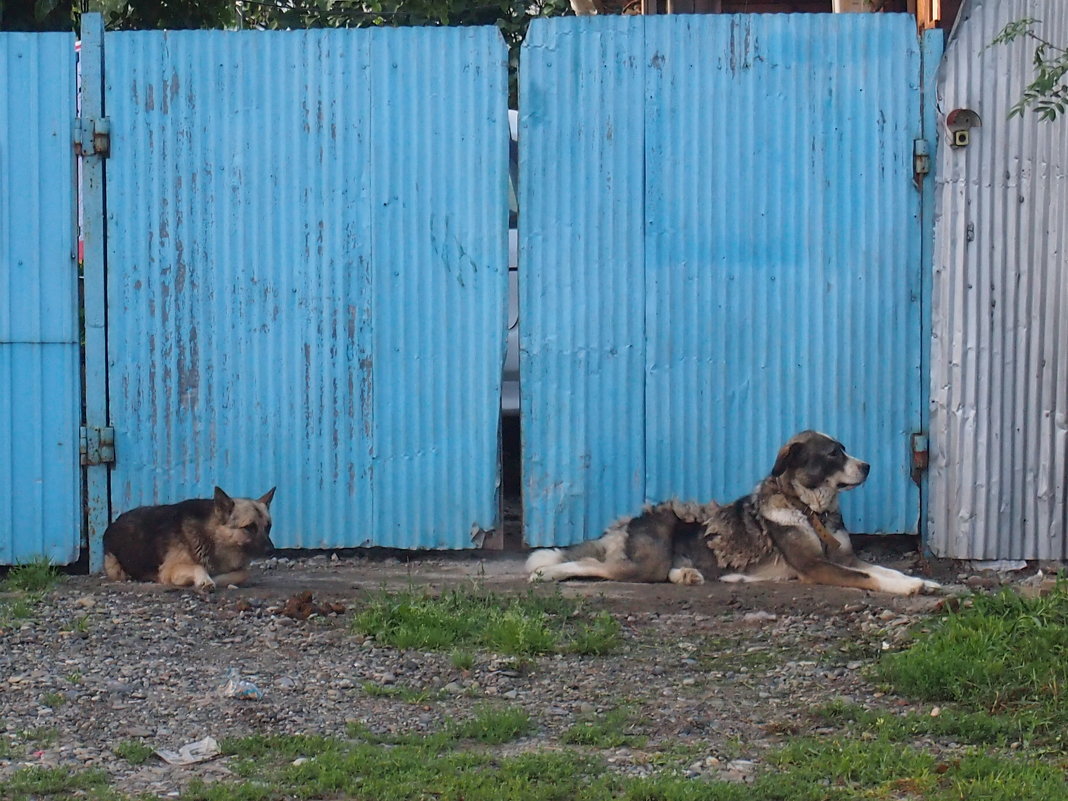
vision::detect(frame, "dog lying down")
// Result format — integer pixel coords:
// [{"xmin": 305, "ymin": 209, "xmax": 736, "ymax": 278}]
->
[
  {"xmin": 103, "ymin": 487, "xmax": 275, "ymax": 591},
  {"xmin": 527, "ymin": 431, "xmax": 940, "ymax": 596}
]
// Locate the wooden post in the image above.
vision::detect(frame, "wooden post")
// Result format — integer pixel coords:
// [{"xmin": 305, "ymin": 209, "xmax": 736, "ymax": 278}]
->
[
  {"xmin": 832, "ymin": 0, "xmax": 875, "ymax": 11},
  {"xmin": 917, "ymin": 0, "xmax": 940, "ymax": 30}
]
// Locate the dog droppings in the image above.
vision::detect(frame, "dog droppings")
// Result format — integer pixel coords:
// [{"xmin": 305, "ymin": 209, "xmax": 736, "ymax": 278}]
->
[{"xmin": 269, "ymin": 591, "xmax": 347, "ymax": 620}]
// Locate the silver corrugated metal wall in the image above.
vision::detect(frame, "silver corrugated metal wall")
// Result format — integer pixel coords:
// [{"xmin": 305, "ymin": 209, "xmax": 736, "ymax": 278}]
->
[
  {"xmin": 929, "ymin": 0, "xmax": 1068, "ymax": 560},
  {"xmin": 97, "ymin": 25, "xmax": 509, "ymax": 550},
  {"xmin": 0, "ymin": 33, "xmax": 82, "ymax": 565},
  {"xmin": 521, "ymin": 15, "xmax": 942, "ymax": 546}
]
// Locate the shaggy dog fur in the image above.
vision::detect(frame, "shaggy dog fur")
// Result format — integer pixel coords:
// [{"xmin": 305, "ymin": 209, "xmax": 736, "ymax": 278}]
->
[{"xmin": 526, "ymin": 431, "xmax": 940, "ymax": 596}]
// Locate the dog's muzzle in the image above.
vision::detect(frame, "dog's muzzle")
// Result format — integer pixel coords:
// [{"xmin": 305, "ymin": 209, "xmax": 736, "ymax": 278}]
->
[{"xmin": 838, "ymin": 460, "xmax": 870, "ymax": 489}]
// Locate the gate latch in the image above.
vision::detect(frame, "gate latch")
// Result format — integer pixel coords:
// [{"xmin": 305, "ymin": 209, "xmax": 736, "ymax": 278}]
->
[{"xmin": 80, "ymin": 426, "xmax": 115, "ymax": 466}]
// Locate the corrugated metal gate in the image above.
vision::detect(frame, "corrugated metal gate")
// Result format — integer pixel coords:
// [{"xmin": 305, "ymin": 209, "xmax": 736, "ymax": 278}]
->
[
  {"xmin": 520, "ymin": 15, "xmax": 942, "ymax": 546},
  {"xmin": 0, "ymin": 33, "xmax": 82, "ymax": 565},
  {"xmin": 80, "ymin": 19, "xmax": 509, "ymax": 553},
  {"xmin": 5, "ymin": 14, "xmax": 948, "ymax": 565}
]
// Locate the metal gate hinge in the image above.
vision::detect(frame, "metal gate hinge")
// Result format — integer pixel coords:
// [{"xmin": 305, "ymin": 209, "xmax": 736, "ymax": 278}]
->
[
  {"xmin": 73, "ymin": 117, "xmax": 111, "ymax": 158},
  {"xmin": 910, "ymin": 432, "xmax": 928, "ymax": 484},
  {"xmin": 80, "ymin": 426, "xmax": 115, "ymax": 466},
  {"xmin": 913, "ymin": 138, "xmax": 930, "ymax": 178}
]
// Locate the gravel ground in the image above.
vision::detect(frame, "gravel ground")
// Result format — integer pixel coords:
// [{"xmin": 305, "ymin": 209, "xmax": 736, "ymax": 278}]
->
[{"xmin": 0, "ymin": 545, "xmax": 1057, "ymax": 798}]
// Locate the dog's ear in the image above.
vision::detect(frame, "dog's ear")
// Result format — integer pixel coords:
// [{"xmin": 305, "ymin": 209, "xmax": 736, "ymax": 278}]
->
[
  {"xmin": 213, "ymin": 486, "xmax": 235, "ymax": 517},
  {"xmin": 257, "ymin": 487, "xmax": 276, "ymax": 508},
  {"xmin": 771, "ymin": 442, "xmax": 801, "ymax": 477}
]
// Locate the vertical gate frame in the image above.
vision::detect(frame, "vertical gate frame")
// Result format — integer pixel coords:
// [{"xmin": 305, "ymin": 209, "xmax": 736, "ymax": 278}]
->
[
  {"xmin": 917, "ymin": 27, "xmax": 944, "ymax": 543},
  {"xmin": 79, "ymin": 13, "xmax": 110, "ymax": 572}
]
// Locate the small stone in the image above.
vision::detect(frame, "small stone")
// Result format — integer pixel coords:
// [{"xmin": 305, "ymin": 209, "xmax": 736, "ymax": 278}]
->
[{"xmin": 742, "ymin": 611, "xmax": 777, "ymax": 625}]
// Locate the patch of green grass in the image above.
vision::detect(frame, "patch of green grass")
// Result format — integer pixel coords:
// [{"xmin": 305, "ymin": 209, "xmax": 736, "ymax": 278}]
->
[
  {"xmin": 63, "ymin": 614, "xmax": 91, "ymax": 633},
  {"xmin": 0, "ymin": 558, "xmax": 60, "ymax": 633},
  {"xmin": 1, "ymin": 558, "xmax": 60, "ymax": 593},
  {"xmin": 352, "ymin": 586, "xmax": 621, "ymax": 656},
  {"xmin": 2, "ymin": 766, "xmax": 109, "ymax": 799},
  {"xmin": 814, "ymin": 699, "xmax": 1034, "ymax": 746},
  {"xmin": 40, "ymin": 692, "xmax": 65, "ymax": 709},
  {"xmin": 445, "ymin": 703, "xmax": 533, "ymax": 744},
  {"xmin": 451, "ymin": 648, "xmax": 475, "ymax": 671},
  {"xmin": 756, "ymin": 738, "xmax": 1068, "ymax": 801},
  {"xmin": 24, "ymin": 727, "xmax": 1068, "ymax": 801},
  {"xmin": 191, "ymin": 736, "xmax": 605, "ymax": 801},
  {"xmin": 568, "ymin": 611, "xmax": 624, "ymax": 656},
  {"xmin": 113, "ymin": 739, "xmax": 156, "ymax": 765},
  {"xmin": 22, "ymin": 727, "xmax": 59, "ymax": 747},
  {"xmin": 876, "ymin": 583, "xmax": 1068, "ymax": 744},
  {"xmin": 360, "ymin": 681, "xmax": 441, "ymax": 704},
  {"xmin": 562, "ymin": 706, "xmax": 647, "ymax": 749}
]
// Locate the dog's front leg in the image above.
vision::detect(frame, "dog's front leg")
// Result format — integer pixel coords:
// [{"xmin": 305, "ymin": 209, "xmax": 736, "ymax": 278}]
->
[
  {"xmin": 159, "ymin": 561, "xmax": 216, "ymax": 591},
  {"xmin": 799, "ymin": 558, "xmax": 937, "ymax": 595}
]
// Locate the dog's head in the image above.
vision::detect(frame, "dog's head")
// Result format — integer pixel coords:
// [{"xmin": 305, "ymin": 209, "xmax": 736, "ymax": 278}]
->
[
  {"xmin": 212, "ymin": 486, "xmax": 276, "ymax": 555},
  {"xmin": 770, "ymin": 431, "xmax": 869, "ymax": 510}
]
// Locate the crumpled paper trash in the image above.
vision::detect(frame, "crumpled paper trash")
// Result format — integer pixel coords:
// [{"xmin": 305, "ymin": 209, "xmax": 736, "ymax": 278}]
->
[{"xmin": 155, "ymin": 736, "xmax": 220, "ymax": 766}]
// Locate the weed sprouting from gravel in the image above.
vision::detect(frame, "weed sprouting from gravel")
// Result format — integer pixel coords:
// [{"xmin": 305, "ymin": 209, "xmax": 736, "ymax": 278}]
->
[
  {"xmin": 562, "ymin": 705, "xmax": 646, "ymax": 748},
  {"xmin": 113, "ymin": 739, "xmax": 156, "ymax": 765},
  {"xmin": 352, "ymin": 585, "xmax": 621, "ymax": 656},
  {"xmin": 0, "ymin": 558, "xmax": 60, "ymax": 634},
  {"xmin": 2, "ymin": 559, "xmax": 60, "ymax": 594}
]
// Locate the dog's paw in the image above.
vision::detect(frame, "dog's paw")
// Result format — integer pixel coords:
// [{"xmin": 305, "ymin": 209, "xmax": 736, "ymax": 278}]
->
[
  {"xmin": 195, "ymin": 575, "xmax": 217, "ymax": 592},
  {"xmin": 668, "ymin": 567, "xmax": 705, "ymax": 585},
  {"xmin": 920, "ymin": 578, "xmax": 942, "ymax": 594},
  {"xmin": 528, "ymin": 570, "xmax": 548, "ymax": 584}
]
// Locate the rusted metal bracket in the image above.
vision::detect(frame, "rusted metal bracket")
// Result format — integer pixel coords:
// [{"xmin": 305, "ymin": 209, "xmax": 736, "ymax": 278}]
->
[
  {"xmin": 80, "ymin": 426, "xmax": 115, "ymax": 466},
  {"xmin": 73, "ymin": 117, "xmax": 111, "ymax": 158},
  {"xmin": 913, "ymin": 138, "xmax": 930, "ymax": 179},
  {"xmin": 910, "ymin": 432, "xmax": 928, "ymax": 485}
]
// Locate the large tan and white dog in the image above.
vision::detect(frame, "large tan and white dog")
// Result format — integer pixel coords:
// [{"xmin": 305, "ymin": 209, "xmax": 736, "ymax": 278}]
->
[{"xmin": 527, "ymin": 431, "xmax": 939, "ymax": 596}]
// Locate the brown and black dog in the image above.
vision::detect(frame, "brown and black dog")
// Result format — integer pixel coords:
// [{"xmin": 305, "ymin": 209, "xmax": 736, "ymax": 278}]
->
[{"xmin": 103, "ymin": 487, "xmax": 275, "ymax": 591}]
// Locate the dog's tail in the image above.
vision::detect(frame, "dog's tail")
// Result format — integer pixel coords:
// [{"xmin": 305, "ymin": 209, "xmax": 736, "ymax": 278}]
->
[{"xmin": 525, "ymin": 548, "xmax": 565, "ymax": 575}]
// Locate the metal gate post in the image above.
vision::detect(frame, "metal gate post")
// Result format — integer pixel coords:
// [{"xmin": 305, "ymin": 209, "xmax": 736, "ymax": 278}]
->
[
  {"xmin": 79, "ymin": 13, "xmax": 110, "ymax": 572},
  {"xmin": 918, "ymin": 27, "xmax": 944, "ymax": 545}
]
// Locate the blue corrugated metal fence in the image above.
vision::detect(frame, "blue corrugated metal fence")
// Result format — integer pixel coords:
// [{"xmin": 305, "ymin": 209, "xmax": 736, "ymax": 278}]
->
[
  {"xmin": 521, "ymin": 15, "xmax": 942, "ymax": 546},
  {"xmin": 4, "ymin": 14, "xmax": 942, "ymax": 565},
  {"xmin": 0, "ymin": 33, "xmax": 82, "ymax": 565},
  {"xmin": 95, "ymin": 23, "xmax": 509, "ymax": 551}
]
